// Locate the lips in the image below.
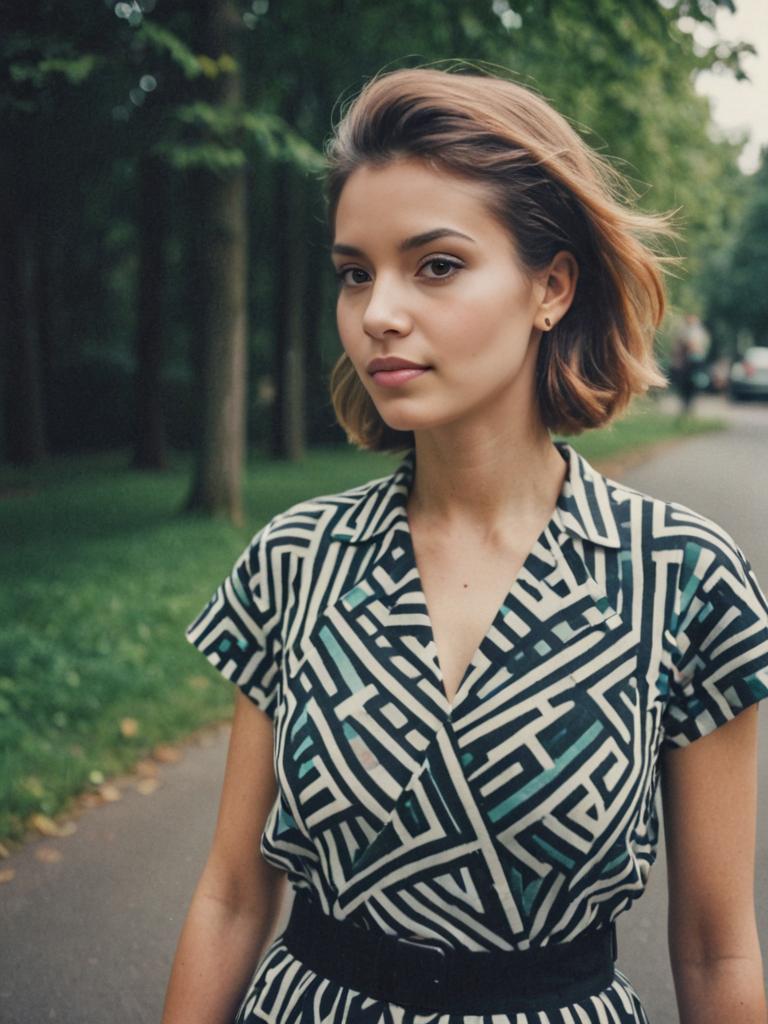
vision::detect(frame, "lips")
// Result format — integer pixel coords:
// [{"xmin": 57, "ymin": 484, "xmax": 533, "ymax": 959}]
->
[
  {"xmin": 367, "ymin": 357, "xmax": 431, "ymax": 389},
  {"xmin": 367, "ymin": 357, "xmax": 430, "ymax": 374}
]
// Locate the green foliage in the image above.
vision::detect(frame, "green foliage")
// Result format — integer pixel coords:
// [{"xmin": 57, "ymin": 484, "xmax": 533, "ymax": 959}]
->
[
  {"xmin": 484, "ymin": 0, "xmax": 748, "ymax": 320},
  {"xmin": 8, "ymin": 54, "xmax": 101, "ymax": 87},
  {"xmin": 153, "ymin": 141, "xmax": 246, "ymax": 171},
  {"xmin": 705, "ymin": 150, "xmax": 768, "ymax": 349},
  {"xmin": 0, "ymin": 447, "xmax": 397, "ymax": 842},
  {"xmin": 136, "ymin": 21, "xmax": 203, "ymax": 79},
  {"xmin": 155, "ymin": 102, "xmax": 324, "ymax": 172},
  {"xmin": 241, "ymin": 111, "xmax": 325, "ymax": 171},
  {"xmin": 0, "ymin": 0, "xmax": 755, "ymax": 458},
  {"xmin": 730, "ymin": 166, "xmax": 768, "ymax": 339},
  {"xmin": 134, "ymin": 19, "xmax": 204, "ymax": 78}
]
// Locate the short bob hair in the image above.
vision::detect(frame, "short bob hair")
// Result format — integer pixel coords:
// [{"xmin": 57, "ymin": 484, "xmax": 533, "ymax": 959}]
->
[{"xmin": 323, "ymin": 66, "xmax": 672, "ymax": 452}]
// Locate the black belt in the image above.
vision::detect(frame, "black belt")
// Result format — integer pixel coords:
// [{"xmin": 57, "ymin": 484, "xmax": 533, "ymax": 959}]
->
[{"xmin": 282, "ymin": 887, "xmax": 617, "ymax": 1014}]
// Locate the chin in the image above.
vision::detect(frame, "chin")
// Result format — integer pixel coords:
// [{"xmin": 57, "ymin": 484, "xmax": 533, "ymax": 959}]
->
[{"xmin": 376, "ymin": 405, "xmax": 460, "ymax": 434}]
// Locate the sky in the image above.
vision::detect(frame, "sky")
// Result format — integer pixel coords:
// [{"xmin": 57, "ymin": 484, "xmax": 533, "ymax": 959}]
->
[{"xmin": 691, "ymin": 0, "xmax": 768, "ymax": 173}]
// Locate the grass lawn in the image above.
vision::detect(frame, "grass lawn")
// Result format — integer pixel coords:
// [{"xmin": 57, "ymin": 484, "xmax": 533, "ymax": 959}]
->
[{"xmin": 0, "ymin": 399, "xmax": 723, "ymax": 846}]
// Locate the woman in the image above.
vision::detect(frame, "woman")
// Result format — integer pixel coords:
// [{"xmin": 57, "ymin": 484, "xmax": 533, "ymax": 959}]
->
[{"xmin": 162, "ymin": 67, "xmax": 768, "ymax": 1024}]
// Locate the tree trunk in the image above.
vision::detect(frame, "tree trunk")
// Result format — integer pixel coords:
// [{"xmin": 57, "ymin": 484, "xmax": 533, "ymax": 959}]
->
[
  {"xmin": 36, "ymin": 200, "xmax": 56, "ymax": 428},
  {"xmin": 304, "ymin": 192, "xmax": 330, "ymax": 441},
  {"xmin": 184, "ymin": 0, "xmax": 247, "ymax": 524},
  {"xmin": 2, "ymin": 206, "xmax": 48, "ymax": 465},
  {"xmin": 270, "ymin": 160, "xmax": 307, "ymax": 461},
  {"xmin": 133, "ymin": 153, "xmax": 169, "ymax": 470},
  {"xmin": 185, "ymin": 168, "xmax": 208, "ymax": 455}
]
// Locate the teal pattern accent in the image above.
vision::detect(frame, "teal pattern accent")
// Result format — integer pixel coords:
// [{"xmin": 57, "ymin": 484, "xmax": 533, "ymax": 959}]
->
[{"xmin": 185, "ymin": 441, "xmax": 768, "ymax": 1024}]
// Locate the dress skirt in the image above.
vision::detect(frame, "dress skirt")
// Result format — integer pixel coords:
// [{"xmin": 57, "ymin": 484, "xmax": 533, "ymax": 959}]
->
[{"xmin": 234, "ymin": 935, "xmax": 650, "ymax": 1024}]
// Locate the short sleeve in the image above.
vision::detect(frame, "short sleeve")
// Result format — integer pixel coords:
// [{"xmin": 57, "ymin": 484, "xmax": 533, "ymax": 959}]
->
[
  {"xmin": 185, "ymin": 522, "xmax": 283, "ymax": 719},
  {"xmin": 662, "ymin": 537, "xmax": 768, "ymax": 749}
]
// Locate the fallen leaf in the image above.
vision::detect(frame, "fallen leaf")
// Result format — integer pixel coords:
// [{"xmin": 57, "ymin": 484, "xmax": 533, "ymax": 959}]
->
[
  {"xmin": 0, "ymin": 842, "xmax": 10, "ymax": 858},
  {"xmin": 120, "ymin": 717, "xmax": 140, "ymax": 738},
  {"xmin": 98, "ymin": 784, "xmax": 122, "ymax": 803},
  {"xmin": 187, "ymin": 674, "xmax": 209, "ymax": 691},
  {"xmin": 0, "ymin": 868, "xmax": 15, "ymax": 883},
  {"xmin": 153, "ymin": 744, "xmax": 182, "ymax": 764},
  {"xmin": 134, "ymin": 759, "xmax": 158, "ymax": 778},
  {"xmin": 136, "ymin": 778, "xmax": 159, "ymax": 795},
  {"xmin": 57, "ymin": 821, "xmax": 78, "ymax": 837},
  {"xmin": 35, "ymin": 846, "xmax": 63, "ymax": 864},
  {"xmin": 30, "ymin": 813, "xmax": 63, "ymax": 837},
  {"xmin": 79, "ymin": 792, "xmax": 103, "ymax": 809}
]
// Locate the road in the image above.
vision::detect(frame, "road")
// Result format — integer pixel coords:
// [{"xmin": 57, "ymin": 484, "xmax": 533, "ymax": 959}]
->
[
  {"xmin": 610, "ymin": 395, "xmax": 768, "ymax": 1020},
  {"xmin": 1, "ymin": 395, "xmax": 766, "ymax": 1023}
]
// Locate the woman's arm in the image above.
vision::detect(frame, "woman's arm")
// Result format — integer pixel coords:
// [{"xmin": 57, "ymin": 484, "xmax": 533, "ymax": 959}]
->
[
  {"xmin": 161, "ymin": 690, "xmax": 287, "ymax": 1024},
  {"xmin": 661, "ymin": 703, "xmax": 767, "ymax": 1024}
]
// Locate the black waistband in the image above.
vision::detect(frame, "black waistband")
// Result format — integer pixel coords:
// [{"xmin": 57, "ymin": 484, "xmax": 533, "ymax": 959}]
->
[{"xmin": 281, "ymin": 888, "xmax": 617, "ymax": 1015}]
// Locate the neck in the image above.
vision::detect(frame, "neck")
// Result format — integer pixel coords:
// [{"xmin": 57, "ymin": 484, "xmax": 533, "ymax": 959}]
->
[{"xmin": 407, "ymin": 423, "xmax": 568, "ymax": 537}]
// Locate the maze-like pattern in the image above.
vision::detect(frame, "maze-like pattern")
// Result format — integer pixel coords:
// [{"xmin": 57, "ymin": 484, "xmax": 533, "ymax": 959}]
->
[{"xmin": 187, "ymin": 442, "xmax": 768, "ymax": 1024}]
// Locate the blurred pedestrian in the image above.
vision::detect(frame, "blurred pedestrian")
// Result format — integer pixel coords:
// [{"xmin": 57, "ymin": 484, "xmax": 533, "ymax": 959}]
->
[{"xmin": 670, "ymin": 313, "xmax": 709, "ymax": 414}]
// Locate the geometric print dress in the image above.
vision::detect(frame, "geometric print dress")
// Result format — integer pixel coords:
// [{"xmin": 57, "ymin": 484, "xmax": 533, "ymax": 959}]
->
[{"xmin": 186, "ymin": 440, "xmax": 768, "ymax": 1024}]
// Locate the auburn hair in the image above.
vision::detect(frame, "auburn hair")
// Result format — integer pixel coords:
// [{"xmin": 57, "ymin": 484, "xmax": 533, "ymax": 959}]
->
[{"xmin": 323, "ymin": 66, "xmax": 672, "ymax": 451}]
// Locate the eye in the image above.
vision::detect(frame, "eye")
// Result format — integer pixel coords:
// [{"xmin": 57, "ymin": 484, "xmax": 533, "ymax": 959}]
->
[
  {"xmin": 334, "ymin": 266, "xmax": 370, "ymax": 287},
  {"xmin": 418, "ymin": 256, "xmax": 463, "ymax": 280}
]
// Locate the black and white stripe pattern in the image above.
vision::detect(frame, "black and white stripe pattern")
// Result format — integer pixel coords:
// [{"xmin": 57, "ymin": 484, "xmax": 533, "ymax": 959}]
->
[{"xmin": 187, "ymin": 441, "xmax": 768, "ymax": 1023}]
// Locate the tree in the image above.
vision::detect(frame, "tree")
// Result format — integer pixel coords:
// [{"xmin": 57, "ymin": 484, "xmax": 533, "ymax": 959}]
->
[
  {"xmin": 180, "ymin": 0, "xmax": 249, "ymax": 523},
  {"xmin": 705, "ymin": 149, "xmax": 768, "ymax": 353},
  {"xmin": 1, "ymin": 186, "xmax": 48, "ymax": 465},
  {"xmin": 0, "ymin": 2, "xmax": 145, "ymax": 463},
  {"xmin": 133, "ymin": 153, "xmax": 171, "ymax": 469},
  {"xmin": 0, "ymin": 0, "xmax": 754, "ymax": 498},
  {"xmin": 270, "ymin": 161, "xmax": 309, "ymax": 461}
]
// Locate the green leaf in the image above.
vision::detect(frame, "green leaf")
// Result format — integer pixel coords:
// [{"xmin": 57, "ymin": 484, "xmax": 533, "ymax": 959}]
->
[
  {"xmin": 152, "ymin": 141, "xmax": 247, "ymax": 172},
  {"xmin": 136, "ymin": 22, "xmax": 202, "ymax": 79},
  {"xmin": 165, "ymin": 104, "xmax": 324, "ymax": 172},
  {"xmin": 9, "ymin": 55, "xmax": 100, "ymax": 87}
]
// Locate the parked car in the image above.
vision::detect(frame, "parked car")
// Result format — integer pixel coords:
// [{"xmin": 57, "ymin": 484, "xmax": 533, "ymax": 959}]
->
[{"xmin": 729, "ymin": 347, "xmax": 768, "ymax": 401}]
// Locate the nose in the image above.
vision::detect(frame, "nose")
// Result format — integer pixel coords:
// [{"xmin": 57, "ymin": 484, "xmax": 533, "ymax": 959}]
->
[{"xmin": 361, "ymin": 274, "xmax": 413, "ymax": 339}]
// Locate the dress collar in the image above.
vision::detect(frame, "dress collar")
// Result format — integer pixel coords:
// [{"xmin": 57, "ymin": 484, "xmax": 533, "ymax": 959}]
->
[{"xmin": 331, "ymin": 441, "xmax": 622, "ymax": 550}]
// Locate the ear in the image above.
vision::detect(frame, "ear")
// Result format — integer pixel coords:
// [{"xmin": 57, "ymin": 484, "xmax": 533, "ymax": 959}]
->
[{"xmin": 533, "ymin": 251, "xmax": 579, "ymax": 333}]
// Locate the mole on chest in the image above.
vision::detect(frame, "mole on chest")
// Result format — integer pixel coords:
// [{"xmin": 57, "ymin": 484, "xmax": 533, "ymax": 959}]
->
[{"xmin": 421, "ymin": 567, "xmax": 524, "ymax": 704}]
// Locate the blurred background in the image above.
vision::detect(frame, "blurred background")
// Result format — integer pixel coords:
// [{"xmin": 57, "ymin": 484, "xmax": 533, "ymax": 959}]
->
[
  {"xmin": 1, "ymin": 2, "xmax": 767, "ymax": 1021},
  {"xmin": 2, "ymin": 0, "xmax": 767, "ymax": 496}
]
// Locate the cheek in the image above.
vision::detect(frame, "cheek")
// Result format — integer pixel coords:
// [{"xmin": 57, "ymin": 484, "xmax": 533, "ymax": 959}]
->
[
  {"xmin": 438, "ymin": 275, "xmax": 533, "ymax": 356},
  {"xmin": 336, "ymin": 299, "xmax": 359, "ymax": 357}
]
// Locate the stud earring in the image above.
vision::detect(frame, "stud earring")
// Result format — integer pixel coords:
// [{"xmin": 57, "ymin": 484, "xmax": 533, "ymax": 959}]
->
[{"xmin": 544, "ymin": 317, "xmax": 552, "ymax": 329}]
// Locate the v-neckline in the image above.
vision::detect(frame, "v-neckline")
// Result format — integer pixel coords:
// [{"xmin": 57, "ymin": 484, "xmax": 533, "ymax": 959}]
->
[{"xmin": 398, "ymin": 448, "xmax": 570, "ymax": 715}]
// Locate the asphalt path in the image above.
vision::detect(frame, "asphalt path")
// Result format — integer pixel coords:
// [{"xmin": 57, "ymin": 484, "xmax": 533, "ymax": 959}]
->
[
  {"xmin": 610, "ymin": 396, "xmax": 768, "ymax": 1021},
  {"xmin": 1, "ymin": 394, "xmax": 766, "ymax": 1024}
]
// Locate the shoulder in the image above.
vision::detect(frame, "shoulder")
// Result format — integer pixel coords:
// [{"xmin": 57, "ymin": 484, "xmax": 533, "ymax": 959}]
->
[
  {"xmin": 597, "ymin": 472, "xmax": 768, "ymax": 633},
  {"xmin": 601, "ymin": 472, "xmax": 751, "ymax": 578},
  {"xmin": 250, "ymin": 469, "xmax": 395, "ymax": 558}
]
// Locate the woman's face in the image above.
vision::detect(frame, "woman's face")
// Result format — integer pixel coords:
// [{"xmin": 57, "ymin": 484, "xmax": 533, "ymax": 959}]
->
[{"xmin": 331, "ymin": 157, "xmax": 554, "ymax": 438}]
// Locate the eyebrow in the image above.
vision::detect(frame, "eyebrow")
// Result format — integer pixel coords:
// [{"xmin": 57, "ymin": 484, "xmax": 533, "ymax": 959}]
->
[{"xmin": 331, "ymin": 228, "xmax": 476, "ymax": 258}]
